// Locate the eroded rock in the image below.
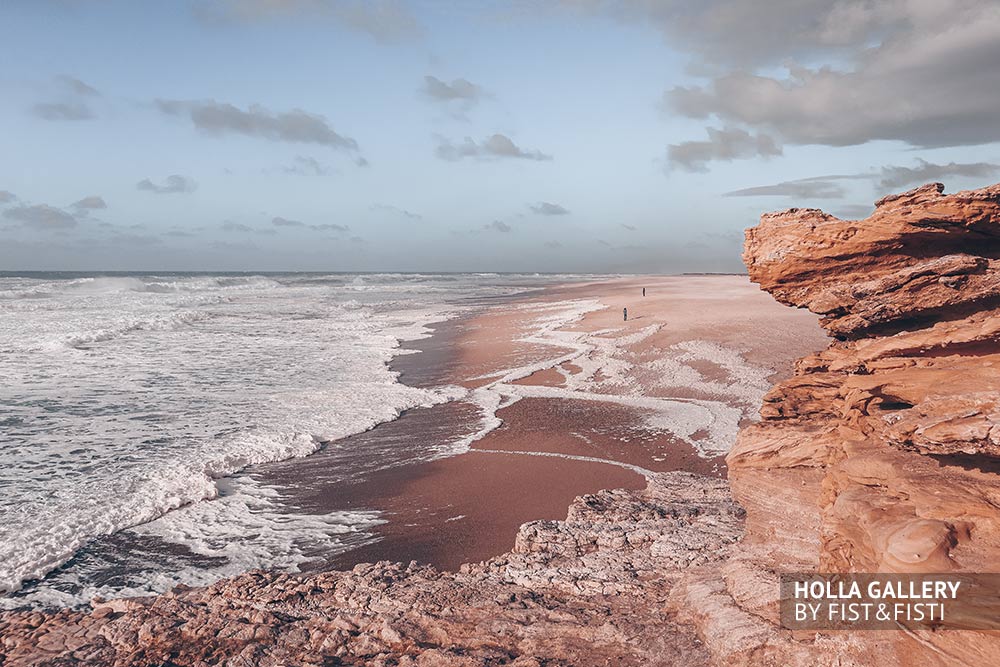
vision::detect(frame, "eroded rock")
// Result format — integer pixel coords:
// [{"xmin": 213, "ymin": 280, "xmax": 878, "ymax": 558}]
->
[
  {"xmin": 0, "ymin": 473, "xmax": 740, "ymax": 666},
  {"xmin": 728, "ymin": 182, "xmax": 1000, "ymax": 665}
]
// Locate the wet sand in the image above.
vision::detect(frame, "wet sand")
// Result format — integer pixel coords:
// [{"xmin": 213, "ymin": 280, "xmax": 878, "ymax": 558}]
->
[{"xmin": 260, "ymin": 275, "xmax": 827, "ymax": 572}]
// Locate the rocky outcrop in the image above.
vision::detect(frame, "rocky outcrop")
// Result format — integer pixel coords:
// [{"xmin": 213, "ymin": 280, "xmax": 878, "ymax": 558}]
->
[
  {"xmin": 726, "ymin": 182, "xmax": 1000, "ymax": 665},
  {"xmin": 743, "ymin": 183, "xmax": 1000, "ymax": 340},
  {"xmin": 0, "ymin": 473, "xmax": 744, "ymax": 666}
]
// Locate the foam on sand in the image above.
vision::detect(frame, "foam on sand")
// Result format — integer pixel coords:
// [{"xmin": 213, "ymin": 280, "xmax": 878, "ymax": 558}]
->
[{"xmin": 457, "ymin": 298, "xmax": 768, "ymax": 457}]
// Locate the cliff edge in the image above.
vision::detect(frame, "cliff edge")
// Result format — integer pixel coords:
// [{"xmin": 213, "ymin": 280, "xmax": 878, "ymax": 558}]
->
[{"xmin": 720, "ymin": 182, "xmax": 1000, "ymax": 665}]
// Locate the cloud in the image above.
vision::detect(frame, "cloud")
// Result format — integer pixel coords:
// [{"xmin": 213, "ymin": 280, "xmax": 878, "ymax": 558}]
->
[
  {"xmin": 569, "ymin": 1, "xmax": 914, "ymax": 68},
  {"xmin": 544, "ymin": 240, "xmax": 563, "ymax": 249},
  {"xmin": 667, "ymin": 127, "xmax": 781, "ymax": 171},
  {"xmin": 435, "ymin": 133, "xmax": 552, "ymax": 162},
  {"xmin": 312, "ymin": 222, "xmax": 350, "ymax": 232},
  {"xmin": 165, "ymin": 229, "xmax": 197, "ymax": 238},
  {"xmin": 725, "ymin": 160, "xmax": 1000, "ymax": 198},
  {"xmin": 643, "ymin": 0, "xmax": 1000, "ymax": 163},
  {"xmin": 421, "ymin": 75, "xmax": 485, "ymax": 105},
  {"xmin": 529, "ymin": 202, "xmax": 570, "ymax": 216},
  {"xmin": 32, "ymin": 76, "xmax": 101, "ymax": 121},
  {"xmin": 196, "ymin": 0, "xmax": 421, "ymax": 43},
  {"xmin": 484, "ymin": 220, "xmax": 511, "ymax": 233},
  {"xmin": 370, "ymin": 204, "xmax": 423, "ymax": 220},
  {"xmin": 3, "ymin": 204, "xmax": 78, "ymax": 230},
  {"xmin": 877, "ymin": 159, "xmax": 1000, "ymax": 190},
  {"xmin": 221, "ymin": 220, "xmax": 276, "ymax": 235},
  {"xmin": 55, "ymin": 75, "xmax": 100, "ymax": 97},
  {"xmin": 723, "ymin": 176, "xmax": 854, "ymax": 199},
  {"xmin": 557, "ymin": 2, "xmax": 1000, "ymax": 167},
  {"xmin": 32, "ymin": 102, "xmax": 94, "ymax": 121},
  {"xmin": 137, "ymin": 175, "xmax": 197, "ymax": 194},
  {"xmin": 621, "ymin": 223, "xmax": 637, "ymax": 231},
  {"xmin": 71, "ymin": 196, "xmax": 107, "ymax": 210},
  {"xmin": 157, "ymin": 99, "xmax": 359, "ymax": 151},
  {"xmin": 0, "ymin": 191, "xmax": 15, "ymax": 204},
  {"xmin": 333, "ymin": 0, "xmax": 420, "ymax": 42},
  {"xmin": 282, "ymin": 155, "xmax": 329, "ymax": 175},
  {"xmin": 272, "ymin": 216, "xmax": 349, "ymax": 232}
]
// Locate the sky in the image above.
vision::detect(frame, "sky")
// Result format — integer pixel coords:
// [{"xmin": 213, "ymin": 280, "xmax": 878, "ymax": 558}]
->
[{"xmin": 2, "ymin": 0, "xmax": 1000, "ymax": 273}]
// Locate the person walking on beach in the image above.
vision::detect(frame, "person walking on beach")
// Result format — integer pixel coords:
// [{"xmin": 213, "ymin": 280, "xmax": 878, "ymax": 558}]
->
[
  {"xmin": 642, "ymin": 287, "xmax": 645, "ymax": 297},
  {"xmin": 623, "ymin": 307, "xmax": 628, "ymax": 322}
]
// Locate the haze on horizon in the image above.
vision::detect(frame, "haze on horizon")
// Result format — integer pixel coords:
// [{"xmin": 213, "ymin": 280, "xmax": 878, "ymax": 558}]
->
[{"xmin": 2, "ymin": 0, "xmax": 1000, "ymax": 273}]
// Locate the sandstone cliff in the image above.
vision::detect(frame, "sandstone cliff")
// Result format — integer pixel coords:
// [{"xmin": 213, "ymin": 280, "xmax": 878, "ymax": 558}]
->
[{"xmin": 725, "ymin": 181, "xmax": 1000, "ymax": 664}]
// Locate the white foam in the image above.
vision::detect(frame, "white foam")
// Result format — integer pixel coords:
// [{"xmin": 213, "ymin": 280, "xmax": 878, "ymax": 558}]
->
[
  {"xmin": 456, "ymin": 300, "xmax": 760, "ymax": 457},
  {"xmin": 131, "ymin": 476, "xmax": 384, "ymax": 579},
  {"xmin": 0, "ymin": 273, "xmax": 510, "ymax": 604},
  {"xmin": 6, "ymin": 476, "xmax": 384, "ymax": 609},
  {"xmin": 641, "ymin": 339, "xmax": 775, "ymax": 411},
  {"xmin": 472, "ymin": 448, "xmax": 657, "ymax": 479}
]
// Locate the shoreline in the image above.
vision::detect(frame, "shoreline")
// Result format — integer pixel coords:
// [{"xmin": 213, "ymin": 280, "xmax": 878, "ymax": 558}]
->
[
  {"xmin": 262, "ymin": 284, "xmax": 656, "ymax": 571},
  {"xmin": 0, "ymin": 273, "xmax": 832, "ymax": 666},
  {"xmin": 263, "ymin": 275, "xmax": 825, "ymax": 572},
  {"xmin": 0, "ymin": 275, "xmax": 825, "ymax": 609}
]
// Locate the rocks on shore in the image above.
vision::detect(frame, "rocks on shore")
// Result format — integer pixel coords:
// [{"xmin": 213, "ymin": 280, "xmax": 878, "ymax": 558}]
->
[{"xmin": 0, "ymin": 473, "xmax": 740, "ymax": 666}]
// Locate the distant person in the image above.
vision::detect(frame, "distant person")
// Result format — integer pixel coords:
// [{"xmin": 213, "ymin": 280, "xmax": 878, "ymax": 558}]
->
[
  {"xmin": 623, "ymin": 307, "xmax": 628, "ymax": 322},
  {"xmin": 642, "ymin": 287, "xmax": 645, "ymax": 297}
]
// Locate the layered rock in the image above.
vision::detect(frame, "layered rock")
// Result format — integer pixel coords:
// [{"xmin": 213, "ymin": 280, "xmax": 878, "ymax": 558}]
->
[
  {"xmin": 0, "ymin": 473, "xmax": 746, "ymax": 666},
  {"xmin": 726, "ymin": 182, "xmax": 1000, "ymax": 665}
]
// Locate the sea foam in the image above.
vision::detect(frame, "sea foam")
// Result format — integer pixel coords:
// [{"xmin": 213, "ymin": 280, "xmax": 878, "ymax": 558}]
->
[{"xmin": 0, "ymin": 273, "xmax": 521, "ymax": 607}]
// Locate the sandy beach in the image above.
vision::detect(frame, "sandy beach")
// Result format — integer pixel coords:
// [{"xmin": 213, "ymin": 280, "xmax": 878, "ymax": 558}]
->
[{"xmin": 259, "ymin": 275, "xmax": 827, "ymax": 571}]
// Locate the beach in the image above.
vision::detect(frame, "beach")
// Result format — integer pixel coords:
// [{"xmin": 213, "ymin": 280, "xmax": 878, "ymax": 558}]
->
[
  {"xmin": 8, "ymin": 3, "xmax": 998, "ymax": 662},
  {"xmin": 0, "ymin": 272, "xmax": 825, "ymax": 608},
  {"xmin": 0, "ymin": 273, "xmax": 839, "ymax": 666},
  {"xmin": 258, "ymin": 275, "xmax": 828, "ymax": 572},
  {"xmin": 9, "ymin": 183, "xmax": 1000, "ymax": 665}
]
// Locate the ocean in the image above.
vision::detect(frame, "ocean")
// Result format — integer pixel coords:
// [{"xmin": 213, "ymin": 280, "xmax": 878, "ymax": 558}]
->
[{"xmin": 0, "ymin": 272, "xmax": 568, "ymax": 608}]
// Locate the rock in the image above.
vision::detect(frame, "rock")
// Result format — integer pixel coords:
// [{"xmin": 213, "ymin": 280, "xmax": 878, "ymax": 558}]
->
[
  {"xmin": 725, "ymin": 181, "xmax": 1000, "ymax": 663},
  {"xmin": 0, "ymin": 472, "xmax": 738, "ymax": 666},
  {"xmin": 743, "ymin": 182, "xmax": 1000, "ymax": 339}
]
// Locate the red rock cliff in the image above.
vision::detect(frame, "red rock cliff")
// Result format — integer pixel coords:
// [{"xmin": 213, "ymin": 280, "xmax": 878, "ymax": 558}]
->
[{"xmin": 722, "ymin": 182, "xmax": 1000, "ymax": 665}]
